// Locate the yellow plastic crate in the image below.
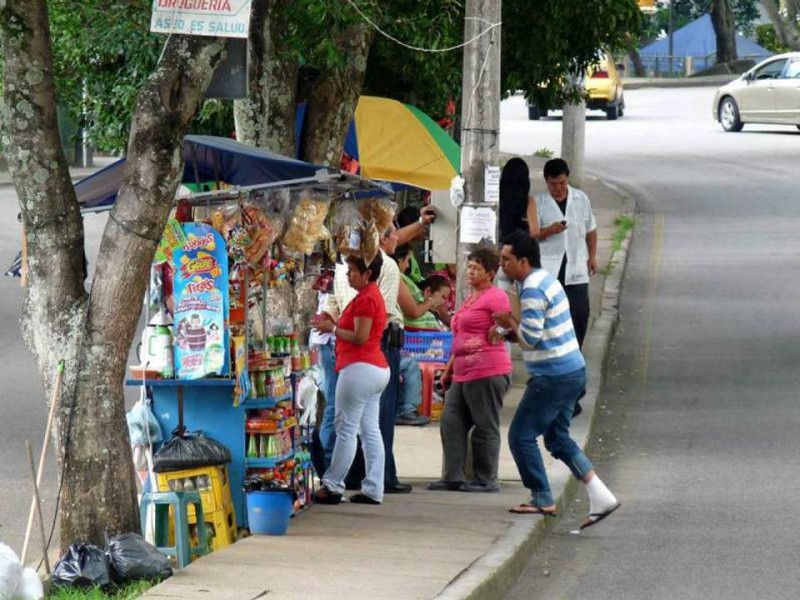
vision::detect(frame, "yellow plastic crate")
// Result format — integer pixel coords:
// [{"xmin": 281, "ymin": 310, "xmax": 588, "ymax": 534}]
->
[{"xmin": 156, "ymin": 465, "xmax": 236, "ymax": 551}]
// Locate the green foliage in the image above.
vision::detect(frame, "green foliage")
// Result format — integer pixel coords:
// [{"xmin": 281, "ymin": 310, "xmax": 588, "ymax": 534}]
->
[
  {"xmin": 612, "ymin": 214, "xmax": 634, "ymax": 253},
  {"xmin": 533, "ymin": 147, "xmax": 554, "ymax": 159},
  {"xmin": 49, "ymin": 0, "xmax": 161, "ymax": 153},
  {"xmin": 361, "ymin": 0, "xmax": 464, "ymax": 120},
  {"xmin": 47, "ymin": 580, "xmax": 154, "ymax": 600},
  {"xmin": 503, "ymin": 0, "xmax": 642, "ymax": 108},
  {"xmin": 642, "ymin": 0, "xmax": 760, "ymax": 44},
  {"xmin": 755, "ymin": 23, "xmax": 792, "ymax": 54}
]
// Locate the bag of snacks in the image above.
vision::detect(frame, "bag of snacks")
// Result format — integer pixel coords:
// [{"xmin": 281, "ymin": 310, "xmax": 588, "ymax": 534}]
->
[
  {"xmin": 283, "ymin": 194, "xmax": 331, "ymax": 254},
  {"xmin": 358, "ymin": 198, "xmax": 395, "ymax": 233}
]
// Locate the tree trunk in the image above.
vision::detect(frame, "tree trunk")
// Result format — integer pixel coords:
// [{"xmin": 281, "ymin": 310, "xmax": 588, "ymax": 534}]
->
[
  {"xmin": 2, "ymin": 0, "xmax": 227, "ymax": 549},
  {"xmin": 762, "ymin": 0, "xmax": 800, "ymax": 51},
  {"xmin": 233, "ymin": 0, "xmax": 299, "ymax": 156},
  {"xmin": 1, "ymin": 0, "xmax": 89, "ymax": 450},
  {"xmin": 561, "ymin": 74, "xmax": 586, "ymax": 189},
  {"xmin": 711, "ymin": 0, "xmax": 738, "ymax": 63},
  {"xmin": 626, "ymin": 34, "xmax": 646, "ymax": 77},
  {"xmin": 300, "ymin": 23, "xmax": 373, "ymax": 167}
]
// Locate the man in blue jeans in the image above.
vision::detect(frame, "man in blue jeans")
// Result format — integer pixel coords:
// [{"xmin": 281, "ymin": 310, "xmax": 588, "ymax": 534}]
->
[{"xmin": 493, "ymin": 230, "xmax": 619, "ymax": 529}]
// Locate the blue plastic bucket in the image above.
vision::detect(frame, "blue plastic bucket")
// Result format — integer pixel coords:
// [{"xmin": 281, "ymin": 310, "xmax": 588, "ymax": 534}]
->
[{"xmin": 246, "ymin": 491, "xmax": 293, "ymax": 535}]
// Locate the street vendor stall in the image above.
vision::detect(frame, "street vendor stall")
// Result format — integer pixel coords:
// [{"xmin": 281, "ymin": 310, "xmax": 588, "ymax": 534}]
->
[{"xmin": 118, "ymin": 138, "xmax": 396, "ymax": 542}]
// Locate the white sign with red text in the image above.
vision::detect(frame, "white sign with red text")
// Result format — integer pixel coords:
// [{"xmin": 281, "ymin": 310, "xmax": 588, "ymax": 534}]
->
[{"xmin": 151, "ymin": 0, "xmax": 251, "ymax": 39}]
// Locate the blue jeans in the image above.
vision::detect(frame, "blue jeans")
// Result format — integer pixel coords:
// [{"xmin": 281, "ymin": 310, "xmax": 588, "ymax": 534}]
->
[
  {"xmin": 317, "ymin": 340, "xmax": 339, "ymax": 465},
  {"xmin": 397, "ymin": 357, "xmax": 422, "ymax": 416},
  {"xmin": 322, "ymin": 362, "xmax": 389, "ymax": 500},
  {"xmin": 508, "ymin": 368, "xmax": 593, "ymax": 507}
]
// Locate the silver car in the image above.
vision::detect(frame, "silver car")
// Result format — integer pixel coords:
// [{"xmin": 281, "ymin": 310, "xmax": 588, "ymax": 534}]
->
[{"xmin": 712, "ymin": 52, "xmax": 800, "ymax": 132}]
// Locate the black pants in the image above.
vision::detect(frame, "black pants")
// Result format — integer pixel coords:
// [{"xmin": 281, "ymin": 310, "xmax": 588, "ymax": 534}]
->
[{"xmin": 564, "ymin": 283, "xmax": 589, "ymax": 348}]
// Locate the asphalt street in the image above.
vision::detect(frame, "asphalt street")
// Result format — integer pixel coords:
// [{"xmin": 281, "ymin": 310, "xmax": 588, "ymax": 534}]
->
[{"xmin": 501, "ymin": 89, "xmax": 800, "ymax": 598}]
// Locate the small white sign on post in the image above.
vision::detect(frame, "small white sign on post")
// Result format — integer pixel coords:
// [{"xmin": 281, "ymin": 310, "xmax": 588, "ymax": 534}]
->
[
  {"xmin": 459, "ymin": 206, "xmax": 497, "ymax": 244},
  {"xmin": 484, "ymin": 165, "xmax": 500, "ymax": 204},
  {"xmin": 151, "ymin": 0, "xmax": 252, "ymax": 39}
]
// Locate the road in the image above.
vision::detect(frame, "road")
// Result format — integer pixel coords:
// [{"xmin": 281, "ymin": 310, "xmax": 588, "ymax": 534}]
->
[
  {"xmin": 0, "ymin": 187, "xmax": 112, "ymax": 559},
  {"xmin": 501, "ymin": 89, "xmax": 800, "ymax": 598}
]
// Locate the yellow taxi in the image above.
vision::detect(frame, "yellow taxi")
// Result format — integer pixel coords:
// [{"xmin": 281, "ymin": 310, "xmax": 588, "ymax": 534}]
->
[{"xmin": 527, "ymin": 54, "xmax": 626, "ymax": 121}]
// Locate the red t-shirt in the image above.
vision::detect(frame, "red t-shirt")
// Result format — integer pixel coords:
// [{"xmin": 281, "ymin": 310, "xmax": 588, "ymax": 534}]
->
[{"xmin": 335, "ymin": 282, "xmax": 388, "ymax": 372}]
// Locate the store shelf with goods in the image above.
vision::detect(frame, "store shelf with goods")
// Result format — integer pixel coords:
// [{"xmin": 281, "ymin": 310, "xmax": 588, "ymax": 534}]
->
[
  {"xmin": 243, "ymin": 391, "xmax": 293, "ymax": 408},
  {"xmin": 125, "ymin": 378, "xmax": 235, "ymax": 388},
  {"xmin": 245, "ymin": 451, "xmax": 294, "ymax": 469}
]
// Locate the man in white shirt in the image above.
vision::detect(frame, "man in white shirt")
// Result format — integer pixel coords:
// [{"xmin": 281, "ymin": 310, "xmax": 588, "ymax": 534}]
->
[
  {"xmin": 323, "ymin": 224, "xmax": 413, "ymax": 494},
  {"xmin": 535, "ymin": 158, "xmax": 597, "ymax": 348}
]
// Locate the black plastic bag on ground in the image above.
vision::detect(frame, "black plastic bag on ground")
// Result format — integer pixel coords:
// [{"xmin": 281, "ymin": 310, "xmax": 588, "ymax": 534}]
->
[
  {"xmin": 107, "ymin": 533, "xmax": 172, "ymax": 583},
  {"xmin": 52, "ymin": 543, "xmax": 111, "ymax": 588},
  {"xmin": 153, "ymin": 427, "xmax": 231, "ymax": 472}
]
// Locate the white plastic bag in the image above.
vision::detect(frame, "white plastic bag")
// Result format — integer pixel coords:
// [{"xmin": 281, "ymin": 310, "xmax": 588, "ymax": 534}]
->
[
  {"xmin": 0, "ymin": 543, "xmax": 23, "ymax": 600},
  {"xmin": 296, "ymin": 375, "xmax": 318, "ymax": 427},
  {"xmin": 15, "ymin": 569, "xmax": 43, "ymax": 600}
]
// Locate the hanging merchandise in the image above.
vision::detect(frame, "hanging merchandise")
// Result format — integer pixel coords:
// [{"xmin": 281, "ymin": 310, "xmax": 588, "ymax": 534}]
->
[
  {"xmin": 361, "ymin": 219, "xmax": 381, "ymax": 265},
  {"xmin": 172, "ymin": 223, "xmax": 230, "ymax": 379},
  {"xmin": 282, "ymin": 193, "xmax": 331, "ymax": 255},
  {"xmin": 357, "ymin": 197, "xmax": 396, "ymax": 233},
  {"xmin": 241, "ymin": 203, "xmax": 280, "ymax": 270},
  {"xmin": 154, "ymin": 219, "xmax": 187, "ymax": 265}
]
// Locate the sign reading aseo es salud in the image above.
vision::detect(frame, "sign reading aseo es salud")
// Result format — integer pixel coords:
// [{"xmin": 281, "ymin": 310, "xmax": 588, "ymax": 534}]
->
[{"xmin": 151, "ymin": 0, "xmax": 252, "ymax": 39}]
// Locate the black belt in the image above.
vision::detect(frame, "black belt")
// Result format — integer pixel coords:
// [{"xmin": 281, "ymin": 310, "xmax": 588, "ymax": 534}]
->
[{"xmin": 382, "ymin": 322, "xmax": 405, "ymax": 348}]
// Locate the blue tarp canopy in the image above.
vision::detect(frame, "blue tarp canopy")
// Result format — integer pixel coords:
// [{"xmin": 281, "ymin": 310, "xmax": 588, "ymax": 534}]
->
[
  {"xmin": 640, "ymin": 14, "xmax": 773, "ymax": 74},
  {"xmin": 77, "ymin": 135, "xmax": 332, "ymax": 212}
]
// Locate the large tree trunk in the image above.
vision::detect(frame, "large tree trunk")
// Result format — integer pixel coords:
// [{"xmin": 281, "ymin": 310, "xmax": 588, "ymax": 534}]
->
[
  {"xmin": 2, "ymin": 0, "xmax": 227, "ymax": 550},
  {"xmin": 234, "ymin": 0, "xmax": 299, "ymax": 156},
  {"xmin": 300, "ymin": 23, "xmax": 373, "ymax": 167},
  {"xmin": 762, "ymin": 0, "xmax": 800, "ymax": 50},
  {"xmin": 711, "ymin": 0, "xmax": 738, "ymax": 63},
  {"xmin": 626, "ymin": 34, "xmax": 646, "ymax": 77}
]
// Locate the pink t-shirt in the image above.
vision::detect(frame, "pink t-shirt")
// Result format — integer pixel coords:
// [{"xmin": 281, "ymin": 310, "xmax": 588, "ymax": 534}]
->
[{"xmin": 450, "ymin": 287, "xmax": 512, "ymax": 383}]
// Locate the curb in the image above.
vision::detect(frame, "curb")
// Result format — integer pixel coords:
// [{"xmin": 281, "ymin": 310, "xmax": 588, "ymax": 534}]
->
[
  {"xmin": 622, "ymin": 75, "xmax": 735, "ymax": 90},
  {"xmin": 436, "ymin": 184, "xmax": 637, "ymax": 600}
]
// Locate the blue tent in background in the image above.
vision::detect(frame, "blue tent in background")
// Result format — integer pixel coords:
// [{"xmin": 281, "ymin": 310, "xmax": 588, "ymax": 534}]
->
[
  {"xmin": 639, "ymin": 14, "xmax": 773, "ymax": 75},
  {"xmin": 77, "ymin": 135, "xmax": 332, "ymax": 212}
]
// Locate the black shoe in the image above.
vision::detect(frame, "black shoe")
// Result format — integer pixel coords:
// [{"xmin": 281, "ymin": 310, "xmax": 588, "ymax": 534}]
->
[
  {"xmin": 573, "ymin": 401, "xmax": 583, "ymax": 418},
  {"xmin": 385, "ymin": 482, "xmax": 413, "ymax": 494},
  {"xmin": 396, "ymin": 411, "xmax": 431, "ymax": 426},
  {"xmin": 460, "ymin": 481, "xmax": 500, "ymax": 493},
  {"xmin": 314, "ymin": 486, "xmax": 343, "ymax": 505},
  {"xmin": 427, "ymin": 480, "xmax": 465, "ymax": 491},
  {"xmin": 349, "ymin": 492, "xmax": 381, "ymax": 505}
]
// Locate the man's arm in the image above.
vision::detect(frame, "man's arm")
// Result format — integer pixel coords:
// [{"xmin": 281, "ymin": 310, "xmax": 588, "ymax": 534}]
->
[
  {"xmin": 396, "ymin": 205, "xmax": 436, "ymax": 246},
  {"xmin": 586, "ymin": 228, "xmax": 598, "ymax": 275}
]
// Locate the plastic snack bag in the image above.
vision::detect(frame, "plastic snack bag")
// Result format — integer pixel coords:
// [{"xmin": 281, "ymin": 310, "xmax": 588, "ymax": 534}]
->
[
  {"xmin": 283, "ymin": 195, "xmax": 331, "ymax": 255},
  {"xmin": 358, "ymin": 198, "xmax": 395, "ymax": 233}
]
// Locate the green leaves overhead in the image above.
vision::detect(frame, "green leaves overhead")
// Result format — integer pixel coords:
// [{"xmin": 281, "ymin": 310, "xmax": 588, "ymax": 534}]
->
[{"xmin": 502, "ymin": 0, "xmax": 642, "ymax": 108}]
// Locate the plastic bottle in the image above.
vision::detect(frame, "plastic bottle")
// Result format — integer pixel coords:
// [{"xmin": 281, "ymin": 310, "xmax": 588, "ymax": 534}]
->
[{"xmin": 247, "ymin": 435, "xmax": 258, "ymax": 458}]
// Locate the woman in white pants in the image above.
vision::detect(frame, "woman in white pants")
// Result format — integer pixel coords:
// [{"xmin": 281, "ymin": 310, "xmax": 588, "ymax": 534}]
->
[{"xmin": 312, "ymin": 254, "xmax": 390, "ymax": 504}]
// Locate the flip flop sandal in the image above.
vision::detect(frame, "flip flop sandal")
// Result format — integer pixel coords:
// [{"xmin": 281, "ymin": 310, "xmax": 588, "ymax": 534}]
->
[
  {"xmin": 508, "ymin": 503, "xmax": 557, "ymax": 517},
  {"xmin": 580, "ymin": 502, "xmax": 621, "ymax": 530}
]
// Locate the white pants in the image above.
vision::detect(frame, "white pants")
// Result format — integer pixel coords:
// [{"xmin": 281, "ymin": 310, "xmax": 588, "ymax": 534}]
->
[{"xmin": 322, "ymin": 362, "xmax": 390, "ymax": 501}]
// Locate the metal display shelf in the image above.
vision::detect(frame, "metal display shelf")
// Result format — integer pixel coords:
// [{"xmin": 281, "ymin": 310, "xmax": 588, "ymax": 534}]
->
[{"xmin": 126, "ymin": 378, "xmax": 235, "ymax": 387}]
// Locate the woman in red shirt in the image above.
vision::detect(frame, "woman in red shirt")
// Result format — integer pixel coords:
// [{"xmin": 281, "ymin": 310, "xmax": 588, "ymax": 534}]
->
[{"xmin": 313, "ymin": 255, "xmax": 390, "ymax": 505}]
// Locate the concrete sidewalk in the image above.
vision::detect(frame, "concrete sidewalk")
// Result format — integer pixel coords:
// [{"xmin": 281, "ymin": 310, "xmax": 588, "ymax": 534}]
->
[{"xmin": 140, "ymin": 161, "xmax": 635, "ymax": 600}]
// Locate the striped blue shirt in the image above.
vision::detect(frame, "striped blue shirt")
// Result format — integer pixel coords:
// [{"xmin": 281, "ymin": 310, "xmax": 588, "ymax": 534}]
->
[{"xmin": 517, "ymin": 269, "xmax": 585, "ymax": 376}]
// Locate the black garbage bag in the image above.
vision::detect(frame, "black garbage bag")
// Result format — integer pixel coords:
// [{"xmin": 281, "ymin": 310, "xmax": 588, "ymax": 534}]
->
[
  {"xmin": 107, "ymin": 533, "xmax": 172, "ymax": 583},
  {"xmin": 52, "ymin": 543, "xmax": 112, "ymax": 588},
  {"xmin": 153, "ymin": 427, "xmax": 231, "ymax": 472}
]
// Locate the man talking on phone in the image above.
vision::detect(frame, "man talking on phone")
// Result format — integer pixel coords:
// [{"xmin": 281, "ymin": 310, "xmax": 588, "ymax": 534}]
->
[{"xmin": 533, "ymin": 159, "xmax": 597, "ymax": 417}]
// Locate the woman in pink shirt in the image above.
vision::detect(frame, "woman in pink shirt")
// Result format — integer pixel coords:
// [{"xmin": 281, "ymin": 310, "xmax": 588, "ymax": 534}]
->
[{"xmin": 428, "ymin": 246, "xmax": 512, "ymax": 493}]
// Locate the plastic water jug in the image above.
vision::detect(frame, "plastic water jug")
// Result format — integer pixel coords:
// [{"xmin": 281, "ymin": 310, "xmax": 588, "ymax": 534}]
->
[{"xmin": 139, "ymin": 324, "xmax": 174, "ymax": 377}]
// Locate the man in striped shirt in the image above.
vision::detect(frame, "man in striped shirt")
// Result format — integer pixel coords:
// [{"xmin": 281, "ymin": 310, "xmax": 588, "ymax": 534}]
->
[{"xmin": 493, "ymin": 231, "xmax": 619, "ymax": 529}]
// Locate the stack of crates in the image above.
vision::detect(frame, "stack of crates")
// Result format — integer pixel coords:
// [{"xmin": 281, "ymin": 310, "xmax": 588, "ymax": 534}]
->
[
  {"xmin": 156, "ymin": 464, "xmax": 236, "ymax": 552},
  {"xmin": 402, "ymin": 332, "xmax": 452, "ymax": 419}
]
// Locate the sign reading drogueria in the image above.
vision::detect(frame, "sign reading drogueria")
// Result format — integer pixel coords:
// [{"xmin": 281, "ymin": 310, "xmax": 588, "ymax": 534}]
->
[{"xmin": 150, "ymin": 0, "xmax": 251, "ymax": 39}]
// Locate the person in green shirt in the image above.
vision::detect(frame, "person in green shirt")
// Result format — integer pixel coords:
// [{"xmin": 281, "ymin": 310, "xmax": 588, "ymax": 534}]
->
[{"xmin": 392, "ymin": 244, "xmax": 452, "ymax": 426}]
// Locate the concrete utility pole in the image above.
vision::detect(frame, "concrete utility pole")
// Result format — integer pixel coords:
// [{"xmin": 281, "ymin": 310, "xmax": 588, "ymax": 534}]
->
[
  {"xmin": 561, "ymin": 72, "xmax": 586, "ymax": 189},
  {"xmin": 455, "ymin": 0, "xmax": 502, "ymax": 306}
]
